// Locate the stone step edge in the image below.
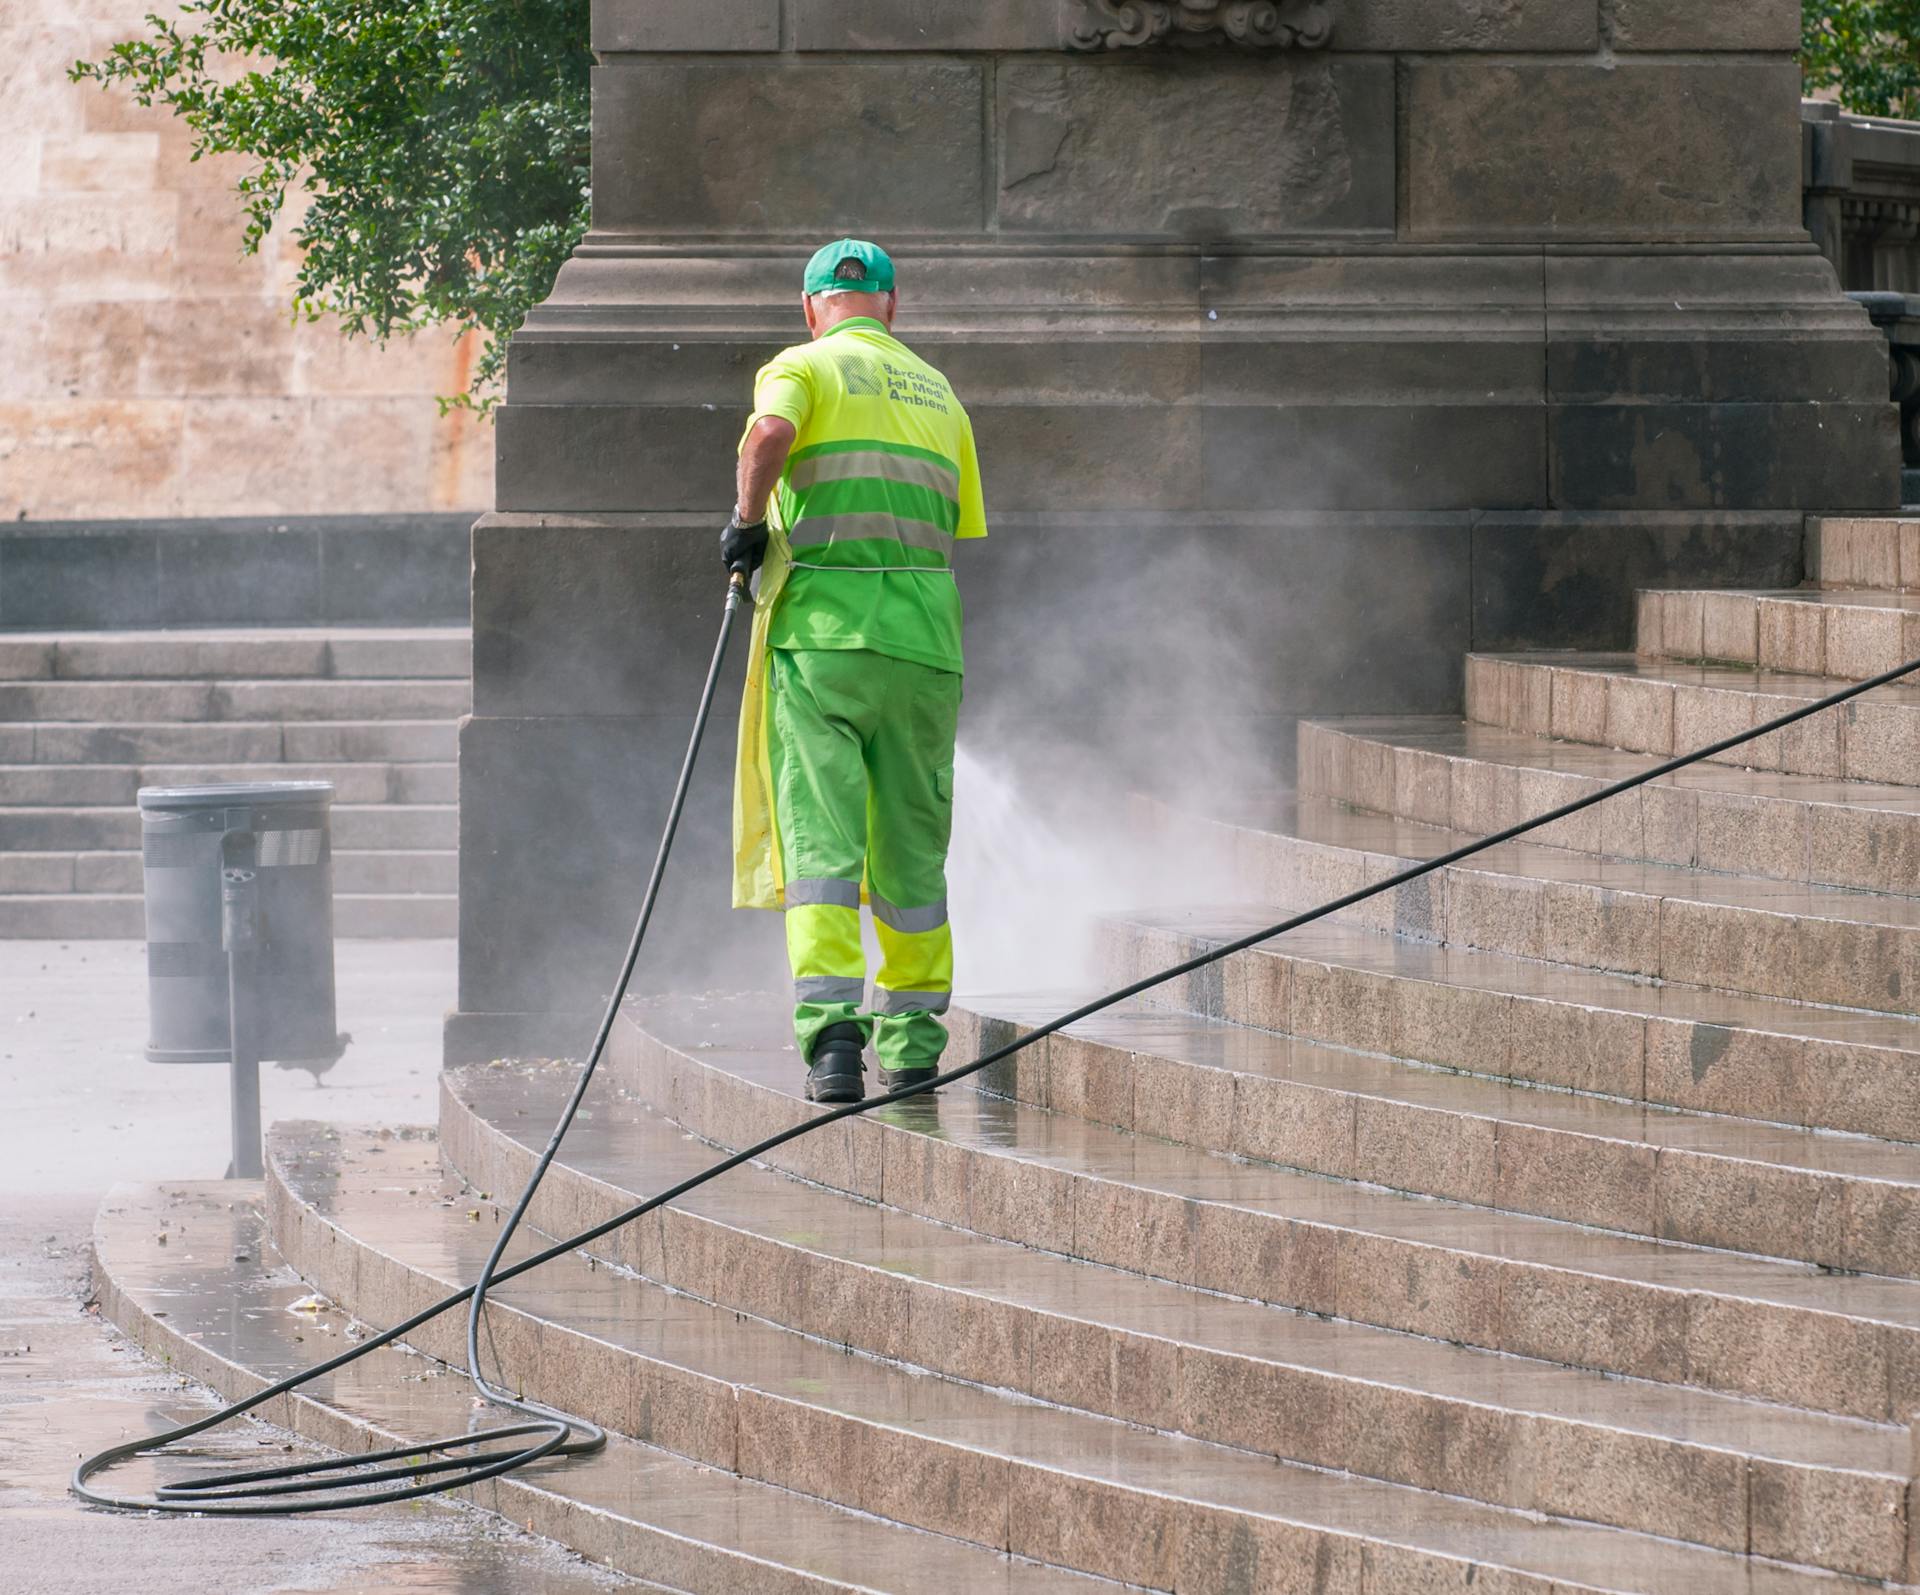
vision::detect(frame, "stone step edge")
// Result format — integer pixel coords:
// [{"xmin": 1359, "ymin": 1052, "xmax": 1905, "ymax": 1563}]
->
[
  {"xmin": 1810, "ymin": 517, "xmax": 1920, "ymax": 592},
  {"xmin": 609, "ymin": 1008, "xmax": 1920, "ymax": 1427},
  {"xmin": 1462, "ymin": 653, "xmax": 1920, "ymax": 788},
  {"xmin": 947, "ymin": 995, "xmax": 1920, "ymax": 1284},
  {"xmin": 1291, "ymin": 717, "xmax": 1920, "ymax": 898},
  {"xmin": 266, "ymin": 1130, "xmax": 1867, "ymax": 1595},
  {"xmin": 435, "ymin": 1064, "xmax": 1911, "ymax": 1572},
  {"xmin": 1135, "ymin": 790, "xmax": 1920, "ymax": 1019},
  {"xmin": 1093, "ymin": 907, "xmax": 1920, "ymax": 1146},
  {"xmin": 1634, "ymin": 588, "xmax": 1920, "ymax": 682},
  {"xmin": 88, "ymin": 1182, "xmax": 1065, "ymax": 1595}
]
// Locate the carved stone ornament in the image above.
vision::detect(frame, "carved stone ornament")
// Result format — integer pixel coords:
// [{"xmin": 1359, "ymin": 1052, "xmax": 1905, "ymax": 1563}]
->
[{"xmin": 1071, "ymin": 0, "xmax": 1334, "ymax": 51}]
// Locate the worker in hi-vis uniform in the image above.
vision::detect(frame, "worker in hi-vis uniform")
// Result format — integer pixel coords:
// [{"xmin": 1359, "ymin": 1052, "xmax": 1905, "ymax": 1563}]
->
[{"xmin": 725, "ymin": 239, "xmax": 989, "ymax": 1104}]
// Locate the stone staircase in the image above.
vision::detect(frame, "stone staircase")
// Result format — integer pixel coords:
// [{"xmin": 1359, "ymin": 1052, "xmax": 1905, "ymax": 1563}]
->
[
  {"xmin": 0, "ymin": 627, "xmax": 467, "ymax": 937},
  {"xmin": 88, "ymin": 516, "xmax": 1920, "ymax": 1589}
]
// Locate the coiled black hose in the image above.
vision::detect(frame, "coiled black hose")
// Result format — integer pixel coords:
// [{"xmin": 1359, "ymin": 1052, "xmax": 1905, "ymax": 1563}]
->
[{"xmin": 73, "ymin": 602, "xmax": 1920, "ymax": 1512}]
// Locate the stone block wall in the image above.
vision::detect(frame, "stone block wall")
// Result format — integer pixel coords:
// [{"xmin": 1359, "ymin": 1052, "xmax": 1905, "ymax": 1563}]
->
[
  {"xmin": 454, "ymin": 0, "xmax": 1900, "ymax": 1051},
  {"xmin": 0, "ymin": 1, "xmax": 490, "ymax": 520}
]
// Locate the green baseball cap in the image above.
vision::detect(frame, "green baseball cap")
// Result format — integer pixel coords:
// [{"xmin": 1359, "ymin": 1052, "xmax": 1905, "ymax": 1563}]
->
[{"xmin": 803, "ymin": 238, "xmax": 896, "ymax": 298}]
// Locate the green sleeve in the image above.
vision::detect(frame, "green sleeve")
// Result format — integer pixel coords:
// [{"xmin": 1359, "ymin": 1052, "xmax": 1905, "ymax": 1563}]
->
[
  {"xmin": 955, "ymin": 411, "xmax": 988, "ymax": 540},
  {"xmin": 740, "ymin": 346, "xmax": 814, "ymax": 450}
]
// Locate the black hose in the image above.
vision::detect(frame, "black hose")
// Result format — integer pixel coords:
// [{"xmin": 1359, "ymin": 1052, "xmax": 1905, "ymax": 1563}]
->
[{"xmin": 74, "ymin": 633, "xmax": 1920, "ymax": 1514}]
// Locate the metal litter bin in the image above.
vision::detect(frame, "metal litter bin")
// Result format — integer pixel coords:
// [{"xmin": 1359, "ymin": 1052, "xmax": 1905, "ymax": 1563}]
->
[{"xmin": 138, "ymin": 781, "xmax": 342, "ymax": 1176}]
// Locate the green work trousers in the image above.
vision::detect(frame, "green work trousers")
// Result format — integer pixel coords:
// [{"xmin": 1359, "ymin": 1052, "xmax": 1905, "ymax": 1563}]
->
[{"xmin": 768, "ymin": 645, "xmax": 960, "ymax": 1071}]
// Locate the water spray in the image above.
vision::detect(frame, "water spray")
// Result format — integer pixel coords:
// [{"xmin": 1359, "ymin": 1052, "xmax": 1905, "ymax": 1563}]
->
[{"xmin": 72, "ymin": 587, "xmax": 1920, "ymax": 1512}]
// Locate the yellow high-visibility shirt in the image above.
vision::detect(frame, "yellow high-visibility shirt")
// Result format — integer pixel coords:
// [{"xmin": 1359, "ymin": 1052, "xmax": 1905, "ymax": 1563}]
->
[
  {"xmin": 743, "ymin": 316, "xmax": 988, "ymax": 676},
  {"xmin": 731, "ymin": 317, "xmax": 989, "ymax": 910}
]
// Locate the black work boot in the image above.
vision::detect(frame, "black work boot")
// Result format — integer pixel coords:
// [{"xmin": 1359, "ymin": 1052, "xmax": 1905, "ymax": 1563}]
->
[
  {"xmin": 805, "ymin": 1022, "xmax": 867, "ymax": 1103},
  {"xmin": 880, "ymin": 1064, "xmax": 939, "ymax": 1096}
]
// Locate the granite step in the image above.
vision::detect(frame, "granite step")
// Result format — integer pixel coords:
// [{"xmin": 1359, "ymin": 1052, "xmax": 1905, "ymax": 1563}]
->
[
  {"xmin": 0, "ymin": 626, "xmax": 471, "ymax": 681},
  {"xmin": 264, "ymin": 1125, "xmax": 1879, "ymax": 1592},
  {"xmin": 0, "ymin": 759, "xmax": 457, "ymax": 805},
  {"xmin": 1295, "ymin": 715, "xmax": 1920, "ymax": 895},
  {"xmin": 1811, "ymin": 516, "xmax": 1920, "ymax": 591},
  {"xmin": 0, "ymin": 891, "xmax": 455, "ymax": 938},
  {"xmin": 437, "ymin": 1056, "xmax": 1910, "ymax": 1571},
  {"xmin": 1147, "ymin": 792, "xmax": 1920, "ymax": 1015},
  {"xmin": 614, "ymin": 999, "xmax": 1920, "ymax": 1425},
  {"xmin": 0, "ymin": 677, "xmax": 469, "ymax": 724},
  {"xmin": 10, "ymin": 719, "xmax": 458, "ymax": 763},
  {"xmin": 1094, "ymin": 907, "xmax": 1920, "ymax": 1143},
  {"xmin": 92, "ymin": 1182, "xmax": 1096, "ymax": 1595},
  {"xmin": 1465, "ymin": 651, "xmax": 1920, "ymax": 785},
  {"xmin": 948, "ymin": 993, "xmax": 1920, "ymax": 1279},
  {"xmin": 1639, "ymin": 587, "xmax": 1920, "ymax": 681},
  {"xmin": 0, "ymin": 801, "xmax": 454, "ymax": 852}
]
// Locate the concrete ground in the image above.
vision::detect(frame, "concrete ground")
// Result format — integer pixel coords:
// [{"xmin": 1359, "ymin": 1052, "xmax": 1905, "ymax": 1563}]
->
[{"xmin": 0, "ymin": 939, "xmax": 636, "ymax": 1595}]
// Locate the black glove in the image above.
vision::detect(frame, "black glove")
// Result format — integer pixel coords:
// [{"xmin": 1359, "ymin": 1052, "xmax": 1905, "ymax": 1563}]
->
[{"xmin": 721, "ymin": 512, "xmax": 768, "ymax": 575}]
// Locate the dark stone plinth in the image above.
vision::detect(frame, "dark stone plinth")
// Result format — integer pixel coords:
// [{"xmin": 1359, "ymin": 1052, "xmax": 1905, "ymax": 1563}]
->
[
  {"xmin": 0, "ymin": 515, "xmax": 472, "ymax": 630},
  {"xmin": 451, "ymin": 3, "xmax": 1903, "ymax": 1054}
]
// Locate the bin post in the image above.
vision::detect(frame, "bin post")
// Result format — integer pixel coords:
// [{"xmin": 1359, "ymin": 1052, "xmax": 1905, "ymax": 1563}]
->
[{"xmin": 220, "ymin": 858, "xmax": 263, "ymax": 1180}]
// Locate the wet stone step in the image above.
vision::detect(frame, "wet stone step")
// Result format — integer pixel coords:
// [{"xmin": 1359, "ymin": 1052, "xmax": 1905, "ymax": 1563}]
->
[
  {"xmin": 1295, "ymin": 715, "xmax": 1920, "ymax": 896},
  {"xmin": 1638, "ymin": 588, "xmax": 1920, "ymax": 682},
  {"xmin": 947, "ymin": 994, "xmax": 1920, "ymax": 1280},
  {"xmin": 612, "ymin": 1000, "xmax": 1920, "ymax": 1428},
  {"xmin": 436, "ymin": 1057, "xmax": 1910, "ymax": 1571},
  {"xmin": 1465, "ymin": 652, "xmax": 1920, "ymax": 786},
  {"xmin": 1095, "ymin": 908, "xmax": 1920, "ymax": 1144},
  {"xmin": 264, "ymin": 1126, "xmax": 1871, "ymax": 1593},
  {"xmin": 92, "ymin": 1182, "xmax": 1091, "ymax": 1595},
  {"xmin": 1145, "ymin": 791, "xmax": 1920, "ymax": 1016}
]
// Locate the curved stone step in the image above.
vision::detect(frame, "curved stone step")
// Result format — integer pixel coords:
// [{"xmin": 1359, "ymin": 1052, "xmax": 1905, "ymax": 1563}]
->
[
  {"xmin": 1149, "ymin": 792, "xmax": 1920, "ymax": 1015},
  {"xmin": 1296, "ymin": 716, "xmax": 1920, "ymax": 896},
  {"xmin": 264, "ymin": 1124, "xmax": 1877, "ymax": 1593},
  {"xmin": 1811, "ymin": 517, "xmax": 1920, "ymax": 592},
  {"xmin": 1638, "ymin": 588, "xmax": 1920, "ymax": 681},
  {"xmin": 436, "ymin": 1056, "xmax": 1910, "ymax": 1573},
  {"xmin": 1094, "ymin": 906, "xmax": 1920, "ymax": 1142},
  {"xmin": 612, "ymin": 1000, "xmax": 1920, "ymax": 1426},
  {"xmin": 1465, "ymin": 652, "xmax": 1920, "ymax": 786},
  {"xmin": 948, "ymin": 994, "xmax": 1920, "ymax": 1279},
  {"xmin": 92, "ymin": 1181, "xmax": 1089, "ymax": 1595}
]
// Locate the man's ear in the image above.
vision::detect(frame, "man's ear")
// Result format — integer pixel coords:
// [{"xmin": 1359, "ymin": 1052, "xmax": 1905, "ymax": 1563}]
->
[
  {"xmin": 884, "ymin": 289, "xmax": 899, "ymax": 326},
  {"xmin": 803, "ymin": 293, "xmax": 819, "ymax": 337}
]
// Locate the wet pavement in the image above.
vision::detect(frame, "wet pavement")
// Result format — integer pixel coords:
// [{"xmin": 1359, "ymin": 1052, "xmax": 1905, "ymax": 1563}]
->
[{"xmin": 0, "ymin": 938, "xmax": 640, "ymax": 1595}]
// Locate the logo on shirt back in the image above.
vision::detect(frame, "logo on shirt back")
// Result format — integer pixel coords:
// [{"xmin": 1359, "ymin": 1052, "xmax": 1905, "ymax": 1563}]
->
[{"xmin": 833, "ymin": 351, "xmax": 887, "ymax": 397}]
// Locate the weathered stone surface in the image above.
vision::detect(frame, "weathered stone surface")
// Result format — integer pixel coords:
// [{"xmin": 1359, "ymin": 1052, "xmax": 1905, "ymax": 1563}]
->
[
  {"xmin": 792, "ymin": 0, "xmax": 1072, "ymax": 50},
  {"xmin": 1405, "ymin": 62, "xmax": 1802, "ymax": 239},
  {"xmin": 593, "ymin": 0, "xmax": 780, "ymax": 52},
  {"xmin": 1470, "ymin": 513, "xmax": 1804, "ymax": 652},
  {"xmin": 1604, "ymin": 0, "xmax": 1802, "ymax": 51},
  {"xmin": 994, "ymin": 57, "xmax": 1392, "ymax": 237},
  {"xmin": 1338, "ymin": 0, "xmax": 1597, "ymax": 51},
  {"xmin": 593, "ymin": 61, "xmax": 986, "ymax": 235},
  {"xmin": 1552, "ymin": 402, "xmax": 1896, "ymax": 510}
]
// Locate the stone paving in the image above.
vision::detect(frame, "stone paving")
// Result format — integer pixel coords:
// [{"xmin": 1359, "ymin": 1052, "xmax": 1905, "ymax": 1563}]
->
[{"xmin": 0, "ymin": 937, "xmax": 637, "ymax": 1594}]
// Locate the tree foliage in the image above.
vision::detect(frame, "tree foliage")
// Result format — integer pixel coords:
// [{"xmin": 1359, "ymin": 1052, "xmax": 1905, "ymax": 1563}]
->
[
  {"xmin": 72, "ymin": 0, "xmax": 592, "ymax": 409},
  {"xmin": 1804, "ymin": 0, "xmax": 1920, "ymax": 121}
]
